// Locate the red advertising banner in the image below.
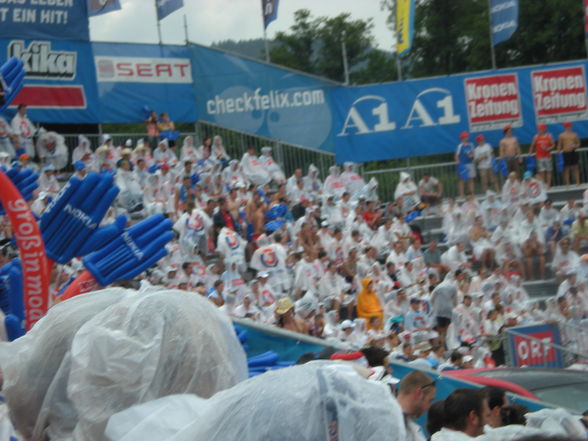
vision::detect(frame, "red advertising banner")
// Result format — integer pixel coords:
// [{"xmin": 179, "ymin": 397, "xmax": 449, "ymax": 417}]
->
[
  {"xmin": 0, "ymin": 171, "xmax": 49, "ymax": 330},
  {"xmin": 513, "ymin": 330, "xmax": 558, "ymax": 367},
  {"xmin": 464, "ymin": 73, "xmax": 522, "ymax": 131},
  {"xmin": 532, "ymin": 65, "xmax": 588, "ymax": 124}
]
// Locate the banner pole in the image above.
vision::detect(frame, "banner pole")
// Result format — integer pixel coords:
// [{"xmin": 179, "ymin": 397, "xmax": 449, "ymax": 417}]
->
[
  {"xmin": 264, "ymin": 28, "xmax": 270, "ymax": 63},
  {"xmin": 488, "ymin": 0, "xmax": 497, "ymax": 69},
  {"xmin": 183, "ymin": 14, "xmax": 189, "ymax": 45},
  {"xmin": 341, "ymin": 31, "xmax": 350, "ymax": 85},
  {"xmin": 154, "ymin": 0, "xmax": 162, "ymax": 44}
]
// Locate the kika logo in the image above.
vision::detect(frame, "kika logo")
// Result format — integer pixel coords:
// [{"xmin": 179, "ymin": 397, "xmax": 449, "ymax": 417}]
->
[{"xmin": 8, "ymin": 40, "xmax": 76, "ymax": 81}]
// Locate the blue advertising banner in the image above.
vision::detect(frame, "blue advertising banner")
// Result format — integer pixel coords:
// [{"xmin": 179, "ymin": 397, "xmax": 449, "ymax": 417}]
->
[
  {"xmin": 507, "ymin": 324, "xmax": 563, "ymax": 368},
  {"xmin": 190, "ymin": 44, "xmax": 336, "ymax": 152},
  {"xmin": 490, "ymin": 0, "xmax": 518, "ymax": 45},
  {"xmin": 0, "ymin": 0, "xmax": 89, "ymax": 41},
  {"xmin": 331, "ymin": 60, "xmax": 588, "ymax": 162},
  {"xmin": 92, "ymin": 42, "xmax": 196, "ymax": 123},
  {"xmin": 0, "ymin": 38, "xmax": 100, "ymax": 124}
]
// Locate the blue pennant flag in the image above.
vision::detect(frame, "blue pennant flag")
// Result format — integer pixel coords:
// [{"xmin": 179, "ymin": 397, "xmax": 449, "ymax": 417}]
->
[
  {"xmin": 262, "ymin": 0, "xmax": 279, "ymax": 29},
  {"xmin": 88, "ymin": 0, "xmax": 121, "ymax": 17},
  {"xmin": 156, "ymin": 0, "xmax": 184, "ymax": 20},
  {"xmin": 490, "ymin": 0, "xmax": 518, "ymax": 45}
]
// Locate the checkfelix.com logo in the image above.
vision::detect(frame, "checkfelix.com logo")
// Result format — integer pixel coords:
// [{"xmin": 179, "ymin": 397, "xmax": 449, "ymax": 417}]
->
[{"xmin": 206, "ymin": 87, "xmax": 325, "ymax": 115}]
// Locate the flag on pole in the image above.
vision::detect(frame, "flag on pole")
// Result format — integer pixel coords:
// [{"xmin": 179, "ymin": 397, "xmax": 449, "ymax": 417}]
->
[
  {"xmin": 490, "ymin": 0, "xmax": 519, "ymax": 45},
  {"xmin": 156, "ymin": 0, "xmax": 184, "ymax": 20},
  {"xmin": 87, "ymin": 0, "xmax": 121, "ymax": 17},
  {"xmin": 396, "ymin": 0, "xmax": 415, "ymax": 55},
  {"xmin": 262, "ymin": 0, "xmax": 279, "ymax": 29}
]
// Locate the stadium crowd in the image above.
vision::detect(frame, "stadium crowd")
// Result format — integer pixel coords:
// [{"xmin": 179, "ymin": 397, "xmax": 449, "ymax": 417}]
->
[{"xmin": 0, "ymin": 108, "xmax": 587, "ymax": 371}]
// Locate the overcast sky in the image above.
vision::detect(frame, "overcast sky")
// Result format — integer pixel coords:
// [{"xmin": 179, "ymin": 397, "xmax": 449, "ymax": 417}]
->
[{"xmin": 90, "ymin": 0, "xmax": 395, "ymax": 50}]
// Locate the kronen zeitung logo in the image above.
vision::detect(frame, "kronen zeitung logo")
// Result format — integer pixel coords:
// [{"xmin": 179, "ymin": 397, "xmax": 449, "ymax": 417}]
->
[{"xmin": 8, "ymin": 40, "xmax": 76, "ymax": 80}]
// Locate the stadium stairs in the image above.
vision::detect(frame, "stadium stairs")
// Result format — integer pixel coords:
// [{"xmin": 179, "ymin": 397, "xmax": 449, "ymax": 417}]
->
[{"xmin": 414, "ymin": 184, "xmax": 587, "ymax": 303}]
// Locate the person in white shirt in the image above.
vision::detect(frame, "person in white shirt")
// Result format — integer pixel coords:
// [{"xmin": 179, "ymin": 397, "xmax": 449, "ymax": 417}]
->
[
  {"xmin": 0, "ymin": 115, "xmax": 17, "ymax": 158},
  {"xmin": 240, "ymin": 145, "xmax": 270, "ymax": 186},
  {"xmin": 303, "ymin": 164, "xmax": 322, "ymax": 201},
  {"xmin": 441, "ymin": 242, "xmax": 469, "ymax": 272},
  {"xmin": 318, "ymin": 261, "xmax": 346, "ymax": 304},
  {"xmin": 11, "ymin": 104, "xmax": 35, "ymax": 158},
  {"xmin": 340, "ymin": 162, "xmax": 365, "ymax": 195},
  {"xmin": 260, "ymin": 146, "xmax": 285, "ymax": 183},
  {"xmin": 179, "ymin": 135, "xmax": 199, "ymax": 164},
  {"xmin": 473, "ymin": 134, "xmax": 499, "ymax": 193},
  {"xmin": 521, "ymin": 170, "xmax": 547, "ymax": 205},
  {"xmin": 36, "ymin": 130, "xmax": 68, "ymax": 171},
  {"xmin": 551, "ymin": 237, "xmax": 579, "ymax": 282},
  {"xmin": 72, "ymin": 135, "xmax": 94, "ymax": 171},
  {"xmin": 38, "ymin": 164, "xmax": 60, "ymax": 196},
  {"xmin": 153, "ymin": 139, "xmax": 178, "ymax": 167},
  {"xmin": 323, "ymin": 166, "xmax": 346, "ymax": 200},
  {"xmin": 396, "ymin": 371, "xmax": 436, "ymax": 441},
  {"xmin": 418, "ymin": 173, "xmax": 443, "ymax": 208}
]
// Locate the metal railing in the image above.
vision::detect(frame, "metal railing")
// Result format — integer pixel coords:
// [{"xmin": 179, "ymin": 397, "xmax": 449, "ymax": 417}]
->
[
  {"xmin": 364, "ymin": 148, "xmax": 588, "ymax": 201},
  {"xmin": 59, "ymin": 121, "xmax": 335, "ymax": 181},
  {"xmin": 503, "ymin": 326, "xmax": 588, "ymax": 368}
]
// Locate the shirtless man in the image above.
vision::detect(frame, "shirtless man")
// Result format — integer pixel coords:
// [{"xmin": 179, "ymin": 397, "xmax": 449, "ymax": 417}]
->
[
  {"xmin": 557, "ymin": 121, "xmax": 581, "ymax": 186},
  {"xmin": 275, "ymin": 297, "xmax": 310, "ymax": 335},
  {"xmin": 499, "ymin": 125, "xmax": 521, "ymax": 176}
]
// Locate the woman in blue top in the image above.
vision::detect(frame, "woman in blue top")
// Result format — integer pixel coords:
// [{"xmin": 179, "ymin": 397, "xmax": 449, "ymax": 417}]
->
[{"xmin": 455, "ymin": 131, "xmax": 475, "ymax": 198}]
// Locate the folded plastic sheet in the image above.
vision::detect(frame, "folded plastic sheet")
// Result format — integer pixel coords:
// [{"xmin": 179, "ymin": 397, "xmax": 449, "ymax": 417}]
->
[
  {"xmin": 105, "ymin": 361, "xmax": 406, "ymax": 441},
  {"xmin": 0, "ymin": 288, "xmax": 248, "ymax": 441}
]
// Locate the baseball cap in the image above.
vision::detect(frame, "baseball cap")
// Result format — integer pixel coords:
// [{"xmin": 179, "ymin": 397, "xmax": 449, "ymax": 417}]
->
[
  {"xmin": 475, "ymin": 134, "xmax": 484, "ymax": 142},
  {"xmin": 537, "ymin": 124, "xmax": 547, "ymax": 131},
  {"xmin": 460, "ymin": 131, "xmax": 469, "ymax": 139},
  {"xmin": 18, "ymin": 153, "xmax": 30, "ymax": 161},
  {"xmin": 161, "ymin": 163, "xmax": 170, "ymax": 171},
  {"xmin": 563, "ymin": 121, "xmax": 572, "ymax": 128},
  {"xmin": 503, "ymin": 124, "xmax": 512, "ymax": 132}
]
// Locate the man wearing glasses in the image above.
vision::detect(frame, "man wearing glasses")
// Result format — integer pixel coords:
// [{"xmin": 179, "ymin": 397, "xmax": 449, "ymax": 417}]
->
[{"xmin": 396, "ymin": 371, "xmax": 437, "ymax": 441}]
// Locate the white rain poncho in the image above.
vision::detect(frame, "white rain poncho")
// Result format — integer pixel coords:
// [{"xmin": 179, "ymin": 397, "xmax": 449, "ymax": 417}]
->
[
  {"xmin": 394, "ymin": 172, "xmax": 420, "ymax": 210},
  {"xmin": 240, "ymin": 151, "xmax": 270, "ymax": 186},
  {"xmin": 341, "ymin": 162, "xmax": 365, "ymax": 195},
  {"xmin": 260, "ymin": 147, "xmax": 285, "ymax": 182},
  {"xmin": 36, "ymin": 130, "xmax": 68, "ymax": 170},
  {"xmin": 0, "ymin": 288, "xmax": 247, "ymax": 441},
  {"xmin": 105, "ymin": 361, "xmax": 406, "ymax": 441},
  {"xmin": 72, "ymin": 135, "xmax": 95, "ymax": 170},
  {"xmin": 303, "ymin": 164, "xmax": 323, "ymax": 199},
  {"xmin": 323, "ymin": 166, "xmax": 346, "ymax": 200}
]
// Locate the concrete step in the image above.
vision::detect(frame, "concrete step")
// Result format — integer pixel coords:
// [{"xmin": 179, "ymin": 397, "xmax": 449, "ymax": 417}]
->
[{"xmin": 523, "ymin": 279, "xmax": 558, "ymax": 300}]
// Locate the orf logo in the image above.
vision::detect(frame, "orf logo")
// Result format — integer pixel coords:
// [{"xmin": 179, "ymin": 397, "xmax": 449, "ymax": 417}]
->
[
  {"xmin": 187, "ymin": 213, "xmax": 204, "ymax": 232},
  {"xmin": 260, "ymin": 247, "xmax": 278, "ymax": 268},
  {"xmin": 225, "ymin": 231, "xmax": 240, "ymax": 250}
]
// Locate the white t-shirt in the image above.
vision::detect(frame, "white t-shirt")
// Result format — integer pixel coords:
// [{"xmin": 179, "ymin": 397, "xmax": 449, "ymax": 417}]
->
[{"xmin": 474, "ymin": 143, "xmax": 493, "ymax": 169}]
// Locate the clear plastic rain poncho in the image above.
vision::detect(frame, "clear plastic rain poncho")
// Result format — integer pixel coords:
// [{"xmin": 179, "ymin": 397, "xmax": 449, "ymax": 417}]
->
[
  {"xmin": 0, "ymin": 287, "xmax": 247, "ymax": 441},
  {"xmin": 105, "ymin": 361, "xmax": 406, "ymax": 441}
]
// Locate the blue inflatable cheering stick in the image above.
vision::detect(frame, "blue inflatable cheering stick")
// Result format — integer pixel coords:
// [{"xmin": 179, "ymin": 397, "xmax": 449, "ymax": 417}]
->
[
  {"xmin": 40, "ymin": 172, "xmax": 126, "ymax": 265},
  {"xmin": 0, "ymin": 57, "xmax": 26, "ymax": 112},
  {"xmin": 0, "ymin": 259, "xmax": 25, "ymax": 341},
  {"xmin": 82, "ymin": 214, "xmax": 173, "ymax": 287},
  {"xmin": 0, "ymin": 167, "xmax": 38, "ymax": 215}
]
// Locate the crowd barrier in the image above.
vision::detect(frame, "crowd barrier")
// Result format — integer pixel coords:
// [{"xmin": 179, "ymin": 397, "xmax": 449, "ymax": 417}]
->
[
  {"xmin": 363, "ymin": 148, "xmax": 588, "ymax": 201},
  {"xmin": 59, "ymin": 121, "xmax": 336, "ymax": 181}
]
